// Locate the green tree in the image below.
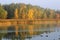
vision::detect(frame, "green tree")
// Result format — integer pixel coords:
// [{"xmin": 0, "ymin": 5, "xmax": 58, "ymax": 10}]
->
[
  {"xmin": 3, "ymin": 3, "xmax": 18, "ymax": 19},
  {"xmin": 0, "ymin": 6, "xmax": 7, "ymax": 19},
  {"xmin": 18, "ymin": 4, "xmax": 27, "ymax": 19},
  {"xmin": 49, "ymin": 10, "xmax": 56, "ymax": 19}
]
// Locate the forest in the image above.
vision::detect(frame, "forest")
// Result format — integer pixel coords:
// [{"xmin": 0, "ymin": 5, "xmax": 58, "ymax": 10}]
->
[{"xmin": 0, "ymin": 3, "xmax": 60, "ymax": 19}]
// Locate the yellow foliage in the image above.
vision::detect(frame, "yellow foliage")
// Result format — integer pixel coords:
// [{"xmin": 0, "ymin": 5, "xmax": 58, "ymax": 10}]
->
[
  {"xmin": 28, "ymin": 9, "xmax": 34, "ymax": 20},
  {"xmin": 14, "ymin": 8, "xmax": 18, "ymax": 19}
]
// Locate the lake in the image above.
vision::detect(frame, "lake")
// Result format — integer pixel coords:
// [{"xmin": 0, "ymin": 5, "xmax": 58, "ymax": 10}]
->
[{"xmin": 0, "ymin": 21, "xmax": 60, "ymax": 40}]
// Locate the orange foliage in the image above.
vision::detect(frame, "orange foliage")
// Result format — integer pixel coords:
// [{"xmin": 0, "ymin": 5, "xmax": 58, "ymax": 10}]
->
[{"xmin": 28, "ymin": 9, "xmax": 34, "ymax": 20}]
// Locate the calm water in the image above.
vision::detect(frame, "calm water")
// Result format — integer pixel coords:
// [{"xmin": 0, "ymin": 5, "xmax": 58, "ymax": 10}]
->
[{"xmin": 0, "ymin": 23, "xmax": 60, "ymax": 40}]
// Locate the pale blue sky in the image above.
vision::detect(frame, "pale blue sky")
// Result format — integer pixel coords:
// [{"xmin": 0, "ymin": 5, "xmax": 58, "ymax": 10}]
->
[{"xmin": 0, "ymin": 0, "xmax": 60, "ymax": 10}]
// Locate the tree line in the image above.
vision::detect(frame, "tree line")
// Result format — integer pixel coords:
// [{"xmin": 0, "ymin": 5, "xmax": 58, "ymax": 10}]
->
[{"xmin": 0, "ymin": 3, "xmax": 60, "ymax": 19}]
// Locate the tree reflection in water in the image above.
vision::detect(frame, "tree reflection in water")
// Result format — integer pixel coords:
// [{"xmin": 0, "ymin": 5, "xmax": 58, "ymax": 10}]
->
[{"xmin": 0, "ymin": 23, "xmax": 58, "ymax": 40}]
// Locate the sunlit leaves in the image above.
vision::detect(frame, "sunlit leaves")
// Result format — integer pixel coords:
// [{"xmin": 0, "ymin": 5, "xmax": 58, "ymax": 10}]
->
[{"xmin": 28, "ymin": 9, "xmax": 34, "ymax": 20}]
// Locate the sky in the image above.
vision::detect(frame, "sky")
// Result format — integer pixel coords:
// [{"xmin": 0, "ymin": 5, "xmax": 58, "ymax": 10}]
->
[{"xmin": 0, "ymin": 0, "xmax": 60, "ymax": 10}]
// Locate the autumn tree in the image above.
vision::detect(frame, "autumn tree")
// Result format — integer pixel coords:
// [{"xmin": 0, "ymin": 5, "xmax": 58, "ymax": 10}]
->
[
  {"xmin": 28, "ymin": 8, "xmax": 34, "ymax": 20},
  {"xmin": 42, "ymin": 9, "xmax": 47, "ymax": 19},
  {"xmin": 14, "ymin": 8, "xmax": 18, "ymax": 19},
  {"xmin": 49, "ymin": 10, "xmax": 56, "ymax": 19},
  {"xmin": 37, "ymin": 9, "xmax": 44, "ymax": 19},
  {"xmin": 3, "ymin": 3, "xmax": 18, "ymax": 19},
  {"xmin": 43, "ymin": 9, "xmax": 50, "ymax": 19},
  {"xmin": 2, "ymin": 3, "xmax": 57, "ymax": 19},
  {"xmin": 0, "ymin": 6, "xmax": 7, "ymax": 19},
  {"xmin": 18, "ymin": 4, "xmax": 27, "ymax": 19}
]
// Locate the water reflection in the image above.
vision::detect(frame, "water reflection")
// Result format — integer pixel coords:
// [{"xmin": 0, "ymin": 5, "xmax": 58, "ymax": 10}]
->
[{"xmin": 0, "ymin": 23, "xmax": 60, "ymax": 40}]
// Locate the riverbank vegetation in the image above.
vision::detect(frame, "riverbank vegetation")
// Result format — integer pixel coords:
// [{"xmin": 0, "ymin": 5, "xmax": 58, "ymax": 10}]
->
[{"xmin": 0, "ymin": 3, "xmax": 60, "ymax": 19}]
